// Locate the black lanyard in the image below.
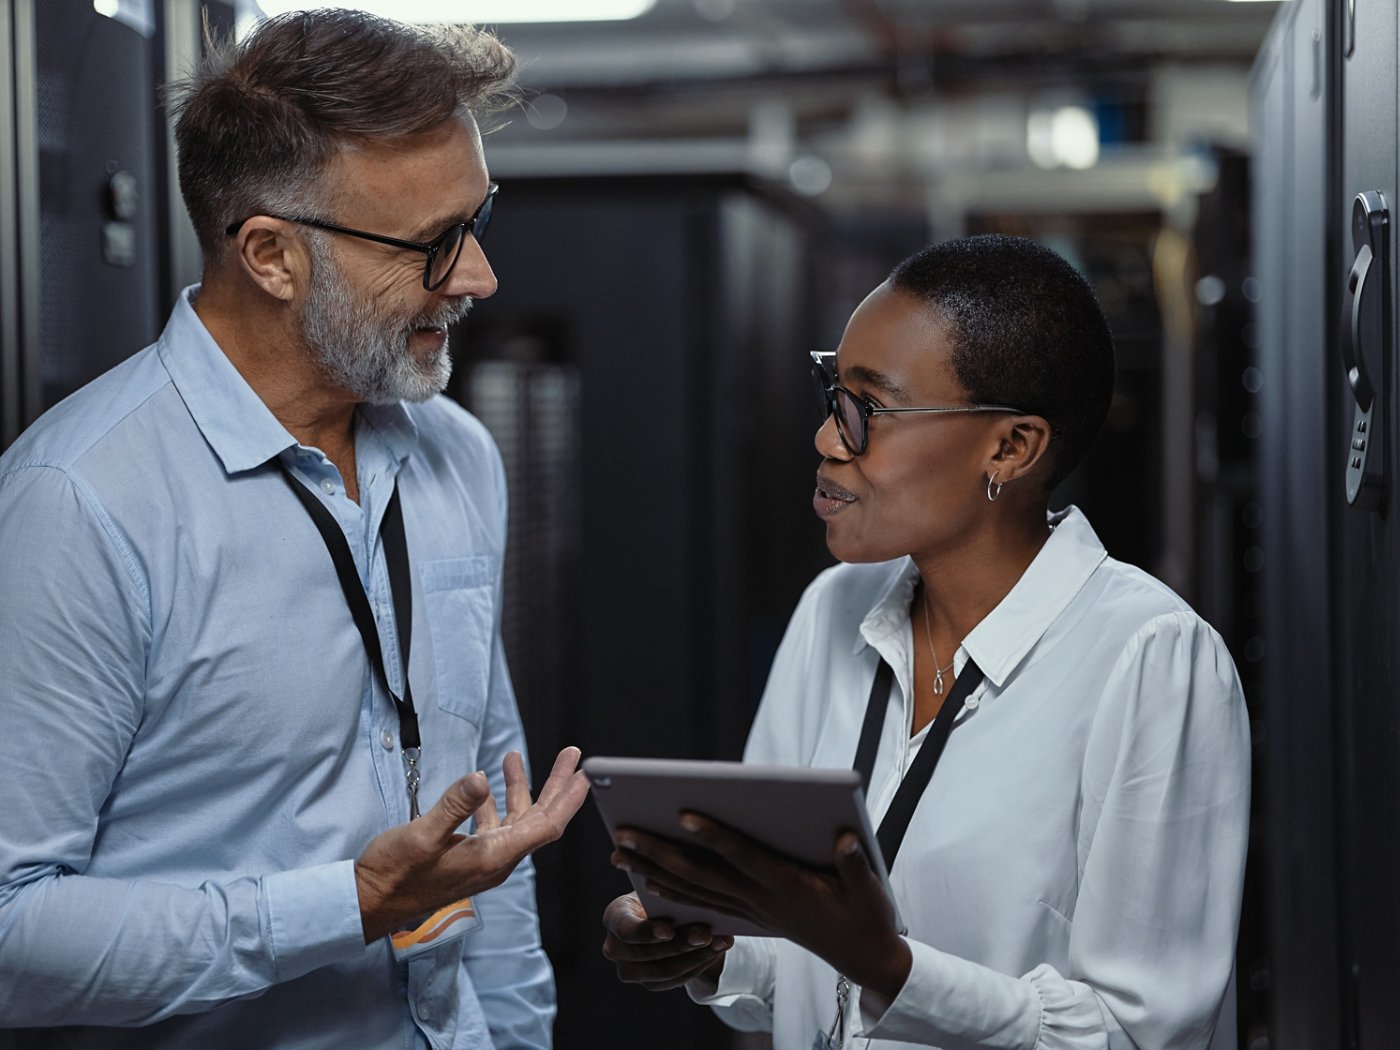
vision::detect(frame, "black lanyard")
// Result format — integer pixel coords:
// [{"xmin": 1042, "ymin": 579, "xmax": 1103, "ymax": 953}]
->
[
  {"xmin": 851, "ymin": 654, "xmax": 985, "ymax": 871},
  {"xmin": 280, "ymin": 466, "xmax": 423, "ymax": 818}
]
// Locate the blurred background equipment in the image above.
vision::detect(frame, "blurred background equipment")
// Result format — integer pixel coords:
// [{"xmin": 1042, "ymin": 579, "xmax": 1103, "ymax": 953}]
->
[{"xmin": 2, "ymin": 0, "xmax": 1378, "ymax": 1047}]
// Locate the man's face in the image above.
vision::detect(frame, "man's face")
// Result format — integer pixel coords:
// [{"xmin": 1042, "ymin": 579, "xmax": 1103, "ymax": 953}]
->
[{"xmin": 297, "ymin": 116, "xmax": 497, "ymax": 404}]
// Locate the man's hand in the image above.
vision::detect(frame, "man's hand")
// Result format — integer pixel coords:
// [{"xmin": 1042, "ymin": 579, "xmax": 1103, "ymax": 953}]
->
[
  {"xmin": 356, "ymin": 746, "xmax": 588, "ymax": 942},
  {"xmin": 601, "ymin": 892, "xmax": 733, "ymax": 992}
]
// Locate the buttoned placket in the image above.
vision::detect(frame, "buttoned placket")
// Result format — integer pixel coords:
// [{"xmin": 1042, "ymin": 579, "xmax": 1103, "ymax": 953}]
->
[{"xmin": 286, "ymin": 442, "xmax": 410, "ymax": 824}]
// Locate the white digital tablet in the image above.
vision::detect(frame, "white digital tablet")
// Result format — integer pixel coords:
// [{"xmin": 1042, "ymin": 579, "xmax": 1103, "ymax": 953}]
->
[{"xmin": 583, "ymin": 756, "xmax": 897, "ymax": 938}]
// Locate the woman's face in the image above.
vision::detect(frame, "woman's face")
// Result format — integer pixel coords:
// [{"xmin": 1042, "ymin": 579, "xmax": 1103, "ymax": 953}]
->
[{"xmin": 813, "ymin": 283, "xmax": 1001, "ymax": 565}]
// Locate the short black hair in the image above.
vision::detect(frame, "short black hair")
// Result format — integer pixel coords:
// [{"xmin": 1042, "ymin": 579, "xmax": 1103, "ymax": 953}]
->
[{"xmin": 889, "ymin": 234, "xmax": 1115, "ymax": 491}]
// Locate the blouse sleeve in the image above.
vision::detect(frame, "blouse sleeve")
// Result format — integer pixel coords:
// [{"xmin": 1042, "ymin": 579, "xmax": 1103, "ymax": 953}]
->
[{"xmin": 855, "ymin": 611, "xmax": 1251, "ymax": 1049}]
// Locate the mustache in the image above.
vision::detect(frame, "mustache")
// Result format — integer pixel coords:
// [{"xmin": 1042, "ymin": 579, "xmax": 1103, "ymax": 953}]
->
[{"xmin": 413, "ymin": 297, "xmax": 473, "ymax": 330}]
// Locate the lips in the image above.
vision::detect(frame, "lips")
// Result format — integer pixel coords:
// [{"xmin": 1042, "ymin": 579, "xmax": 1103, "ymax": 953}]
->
[
  {"xmin": 815, "ymin": 473, "xmax": 856, "ymax": 502},
  {"xmin": 813, "ymin": 473, "xmax": 857, "ymax": 518}
]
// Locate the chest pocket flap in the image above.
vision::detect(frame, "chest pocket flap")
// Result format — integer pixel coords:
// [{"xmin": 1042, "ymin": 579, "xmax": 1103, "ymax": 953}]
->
[{"xmin": 420, "ymin": 556, "xmax": 496, "ymax": 725}]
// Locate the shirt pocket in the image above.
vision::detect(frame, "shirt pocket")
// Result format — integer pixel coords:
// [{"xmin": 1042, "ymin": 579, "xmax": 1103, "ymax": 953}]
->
[{"xmin": 420, "ymin": 556, "xmax": 497, "ymax": 726}]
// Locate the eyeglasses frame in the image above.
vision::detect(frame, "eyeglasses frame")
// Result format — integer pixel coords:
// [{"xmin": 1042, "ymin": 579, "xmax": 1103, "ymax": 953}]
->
[
  {"xmin": 223, "ymin": 183, "xmax": 498, "ymax": 292},
  {"xmin": 809, "ymin": 351, "xmax": 1027, "ymax": 456}
]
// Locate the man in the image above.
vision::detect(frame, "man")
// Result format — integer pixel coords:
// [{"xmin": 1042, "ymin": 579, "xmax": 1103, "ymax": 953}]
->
[{"xmin": 0, "ymin": 11, "xmax": 587, "ymax": 1048}]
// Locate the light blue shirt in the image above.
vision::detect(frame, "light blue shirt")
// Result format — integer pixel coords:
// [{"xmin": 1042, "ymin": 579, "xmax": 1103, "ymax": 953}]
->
[{"xmin": 0, "ymin": 288, "xmax": 553, "ymax": 1048}]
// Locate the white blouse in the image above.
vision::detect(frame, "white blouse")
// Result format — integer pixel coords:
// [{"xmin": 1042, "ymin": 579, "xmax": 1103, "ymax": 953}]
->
[{"xmin": 690, "ymin": 507, "xmax": 1250, "ymax": 1050}]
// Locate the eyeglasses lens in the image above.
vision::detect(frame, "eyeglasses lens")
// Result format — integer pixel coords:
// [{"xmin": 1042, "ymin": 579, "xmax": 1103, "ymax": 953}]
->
[
  {"xmin": 427, "ymin": 225, "xmax": 466, "ymax": 290},
  {"xmin": 471, "ymin": 192, "xmax": 494, "ymax": 241},
  {"xmin": 810, "ymin": 361, "xmax": 834, "ymax": 423},
  {"xmin": 832, "ymin": 387, "xmax": 866, "ymax": 453}
]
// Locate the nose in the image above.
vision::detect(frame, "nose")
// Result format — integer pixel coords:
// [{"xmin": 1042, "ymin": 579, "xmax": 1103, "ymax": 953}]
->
[
  {"xmin": 815, "ymin": 413, "xmax": 852, "ymax": 461},
  {"xmin": 440, "ymin": 234, "xmax": 497, "ymax": 300}
]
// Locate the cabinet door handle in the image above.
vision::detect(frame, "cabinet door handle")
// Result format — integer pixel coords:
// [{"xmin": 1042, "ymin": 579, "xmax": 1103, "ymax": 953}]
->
[{"xmin": 1342, "ymin": 191, "xmax": 1388, "ymax": 509}]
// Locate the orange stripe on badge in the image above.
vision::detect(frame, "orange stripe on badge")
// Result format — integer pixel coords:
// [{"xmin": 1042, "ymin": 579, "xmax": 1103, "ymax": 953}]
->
[{"xmin": 391, "ymin": 898, "xmax": 477, "ymax": 950}]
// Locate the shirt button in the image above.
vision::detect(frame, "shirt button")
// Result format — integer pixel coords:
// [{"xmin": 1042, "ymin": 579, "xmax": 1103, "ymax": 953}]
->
[
  {"xmin": 321, "ymin": 479, "xmax": 336, "ymax": 495},
  {"xmin": 418, "ymin": 1001, "xmax": 434, "ymax": 1023},
  {"xmin": 964, "ymin": 695, "xmax": 980, "ymax": 711},
  {"xmin": 380, "ymin": 729, "xmax": 395, "ymax": 750}
]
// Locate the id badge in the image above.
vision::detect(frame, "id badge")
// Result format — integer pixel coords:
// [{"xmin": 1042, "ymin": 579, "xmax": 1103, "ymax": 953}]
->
[{"xmin": 390, "ymin": 897, "xmax": 483, "ymax": 961}]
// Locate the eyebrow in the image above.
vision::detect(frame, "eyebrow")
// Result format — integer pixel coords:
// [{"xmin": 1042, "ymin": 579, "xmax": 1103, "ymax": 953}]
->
[
  {"xmin": 406, "ymin": 186, "xmax": 493, "ymax": 242},
  {"xmin": 406, "ymin": 212, "xmax": 470, "ymax": 242},
  {"xmin": 842, "ymin": 364, "xmax": 912, "ymax": 402}
]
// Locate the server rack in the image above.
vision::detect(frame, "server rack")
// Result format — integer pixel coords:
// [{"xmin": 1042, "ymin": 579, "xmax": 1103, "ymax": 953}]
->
[
  {"xmin": 1254, "ymin": 0, "xmax": 1400, "ymax": 1046},
  {"xmin": 0, "ymin": 0, "xmax": 189, "ymax": 451},
  {"xmin": 450, "ymin": 174, "xmax": 828, "ymax": 1050}
]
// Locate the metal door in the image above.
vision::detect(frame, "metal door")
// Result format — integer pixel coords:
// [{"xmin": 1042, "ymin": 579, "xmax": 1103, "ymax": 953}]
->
[{"xmin": 1333, "ymin": 0, "xmax": 1400, "ymax": 1046}]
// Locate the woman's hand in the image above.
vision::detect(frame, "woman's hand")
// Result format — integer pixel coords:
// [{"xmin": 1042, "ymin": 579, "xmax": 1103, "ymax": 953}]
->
[
  {"xmin": 611, "ymin": 814, "xmax": 912, "ymax": 1000},
  {"xmin": 601, "ymin": 892, "xmax": 734, "ymax": 992}
]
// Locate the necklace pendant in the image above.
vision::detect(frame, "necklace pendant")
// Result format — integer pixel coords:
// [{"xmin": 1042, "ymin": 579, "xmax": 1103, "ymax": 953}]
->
[{"xmin": 933, "ymin": 668, "xmax": 945, "ymax": 695}]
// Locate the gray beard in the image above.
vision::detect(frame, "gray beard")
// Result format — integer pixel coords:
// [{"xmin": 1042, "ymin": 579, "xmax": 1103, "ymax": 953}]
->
[{"xmin": 298, "ymin": 235, "xmax": 470, "ymax": 405}]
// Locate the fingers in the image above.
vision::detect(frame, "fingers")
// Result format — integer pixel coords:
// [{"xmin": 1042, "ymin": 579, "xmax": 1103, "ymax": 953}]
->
[
  {"xmin": 616, "ymin": 826, "xmax": 751, "ymax": 901},
  {"xmin": 421, "ymin": 771, "xmax": 492, "ymax": 845},
  {"xmin": 612, "ymin": 943, "xmax": 731, "ymax": 991},
  {"xmin": 833, "ymin": 833, "xmax": 896, "ymax": 924},
  {"xmin": 474, "ymin": 784, "xmax": 502, "ymax": 832},
  {"xmin": 642, "ymin": 877, "xmax": 752, "ymax": 923},
  {"xmin": 536, "ymin": 746, "xmax": 584, "ymax": 805},
  {"xmin": 542, "ymin": 769, "xmax": 590, "ymax": 826},
  {"xmin": 833, "ymin": 832, "xmax": 881, "ymax": 892},
  {"xmin": 502, "ymin": 750, "xmax": 531, "ymax": 818},
  {"xmin": 602, "ymin": 892, "xmax": 674, "ymax": 945},
  {"xmin": 677, "ymin": 812, "xmax": 776, "ymax": 883}
]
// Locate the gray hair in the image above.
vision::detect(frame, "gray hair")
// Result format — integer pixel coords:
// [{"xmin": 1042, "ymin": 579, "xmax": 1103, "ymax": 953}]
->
[{"xmin": 165, "ymin": 9, "xmax": 517, "ymax": 259}]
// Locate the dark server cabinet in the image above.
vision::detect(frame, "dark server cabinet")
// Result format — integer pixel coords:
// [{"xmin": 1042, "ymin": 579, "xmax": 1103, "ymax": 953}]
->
[
  {"xmin": 1254, "ymin": 0, "xmax": 1400, "ymax": 1047},
  {"xmin": 1253, "ymin": 1, "xmax": 1341, "ymax": 1047},
  {"xmin": 449, "ymin": 175, "xmax": 828, "ymax": 1050},
  {"xmin": 0, "ymin": 0, "xmax": 164, "ymax": 448},
  {"xmin": 1330, "ymin": 0, "xmax": 1400, "ymax": 1045}
]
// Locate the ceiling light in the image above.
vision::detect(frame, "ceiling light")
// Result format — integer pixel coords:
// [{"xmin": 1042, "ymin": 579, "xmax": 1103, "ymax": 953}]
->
[
  {"xmin": 255, "ymin": 0, "xmax": 658, "ymax": 23},
  {"xmin": 1027, "ymin": 105, "xmax": 1099, "ymax": 170}
]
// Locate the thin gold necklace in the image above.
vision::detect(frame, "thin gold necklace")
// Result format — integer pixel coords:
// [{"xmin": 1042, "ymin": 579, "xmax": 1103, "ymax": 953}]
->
[{"xmin": 920, "ymin": 586, "xmax": 956, "ymax": 695}]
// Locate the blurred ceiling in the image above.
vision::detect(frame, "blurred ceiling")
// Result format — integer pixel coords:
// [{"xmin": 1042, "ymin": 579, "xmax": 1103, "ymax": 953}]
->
[
  {"xmin": 496, "ymin": 0, "xmax": 1279, "ymax": 92},
  {"xmin": 471, "ymin": 0, "xmax": 1284, "ymax": 224}
]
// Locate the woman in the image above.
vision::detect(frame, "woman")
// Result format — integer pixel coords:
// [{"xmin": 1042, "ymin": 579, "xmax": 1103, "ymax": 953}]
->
[{"xmin": 601, "ymin": 235, "xmax": 1249, "ymax": 1049}]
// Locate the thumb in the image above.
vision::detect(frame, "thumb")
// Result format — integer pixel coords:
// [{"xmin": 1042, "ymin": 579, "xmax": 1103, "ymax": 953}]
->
[
  {"xmin": 421, "ymin": 771, "xmax": 492, "ymax": 845},
  {"xmin": 833, "ymin": 832, "xmax": 881, "ymax": 890}
]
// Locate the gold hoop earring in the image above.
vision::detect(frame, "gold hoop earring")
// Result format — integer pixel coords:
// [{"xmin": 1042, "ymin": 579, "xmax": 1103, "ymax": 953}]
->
[{"xmin": 986, "ymin": 471, "xmax": 1004, "ymax": 502}]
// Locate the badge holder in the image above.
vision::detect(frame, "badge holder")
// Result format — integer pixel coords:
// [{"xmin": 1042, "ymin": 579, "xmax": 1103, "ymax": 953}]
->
[{"xmin": 390, "ymin": 897, "xmax": 484, "ymax": 961}]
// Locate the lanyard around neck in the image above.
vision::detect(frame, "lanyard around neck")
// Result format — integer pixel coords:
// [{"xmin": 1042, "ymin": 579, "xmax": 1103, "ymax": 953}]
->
[
  {"xmin": 851, "ymin": 653, "xmax": 985, "ymax": 872},
  {"xmin": 280, "ymin": 465, "xmax": 423, "ymax": 817}
]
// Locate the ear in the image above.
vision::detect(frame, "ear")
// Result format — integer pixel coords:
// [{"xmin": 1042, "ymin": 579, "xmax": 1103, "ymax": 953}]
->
[
  {"xmin": 231, "ymin": 217, "xmax": 309, "ymax": 303},
  {"xmin": 986, "ymin": 414, "xmax": 1053, "ymax": 488}
]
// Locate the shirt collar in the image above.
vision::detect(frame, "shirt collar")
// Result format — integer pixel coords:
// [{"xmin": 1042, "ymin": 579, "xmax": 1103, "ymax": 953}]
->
[
  {"xmin": 158, "ymin": 285, "xmax": 419, "ymax": 474},
  {"xmin": 358, "ymin": 401, "xmax": 419, "ymax": 470},
  {"xmin": 961, "ymin": 506, "xmax": 1107, "ymax": 687},
  {"xmin": 855, "ymin": 506, "xmax": 1107, "ymax": 689}
]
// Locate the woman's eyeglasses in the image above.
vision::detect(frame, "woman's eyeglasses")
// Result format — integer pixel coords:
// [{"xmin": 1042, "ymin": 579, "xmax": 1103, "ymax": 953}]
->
[{"xmin": 809, "ymin": 351, "xmax": 1025, "ymax": 456}]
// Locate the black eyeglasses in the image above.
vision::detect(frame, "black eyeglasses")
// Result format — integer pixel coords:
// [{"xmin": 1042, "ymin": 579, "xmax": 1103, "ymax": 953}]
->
[
  {"xmin": 224, "ymin": 183, "xmax": 498, "ymax": 292},
  {"xmin": 809, "ymin": 351, "xmax": 1026, "ymax": 456}
]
